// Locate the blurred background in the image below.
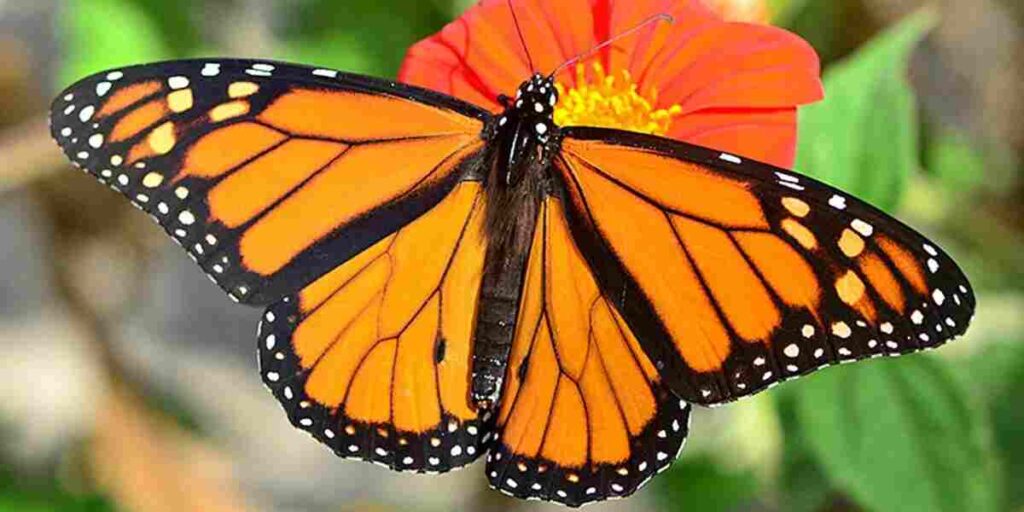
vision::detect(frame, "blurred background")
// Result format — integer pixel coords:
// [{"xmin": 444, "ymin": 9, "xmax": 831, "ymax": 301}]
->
[{"xmin": 0, "ymin": 0, "xmax": 1021, "ymax": 511}]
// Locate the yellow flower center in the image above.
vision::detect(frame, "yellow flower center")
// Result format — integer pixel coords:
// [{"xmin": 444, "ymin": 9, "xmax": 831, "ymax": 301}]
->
[{"xmin": 553, "ymin": 63, "xmax": 683, "ymax": 136}]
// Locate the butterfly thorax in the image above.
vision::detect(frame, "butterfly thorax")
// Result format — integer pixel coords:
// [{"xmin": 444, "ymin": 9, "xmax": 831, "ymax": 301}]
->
[
  {"xmin": 490, "ymin": 74, "xmax": 559, "ymax": 186},
  {"xmin": 472, "ymin": 74, "xmax": 560, "ymax": 409},
  {"xmin": 483, "ymin": 74, "xmax": 560, "ymax": 257}
]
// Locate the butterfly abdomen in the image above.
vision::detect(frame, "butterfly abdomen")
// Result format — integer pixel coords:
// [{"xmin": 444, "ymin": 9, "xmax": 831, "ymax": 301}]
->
[{"xmin": 470, "ymin": 252, "xmax": 530, "ymax": 409}]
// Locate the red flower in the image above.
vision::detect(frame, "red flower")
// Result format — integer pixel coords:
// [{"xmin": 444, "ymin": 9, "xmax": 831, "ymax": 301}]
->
[{"xmin": 398, "ymin": 0, "xmax": 822, "ymax": 168}]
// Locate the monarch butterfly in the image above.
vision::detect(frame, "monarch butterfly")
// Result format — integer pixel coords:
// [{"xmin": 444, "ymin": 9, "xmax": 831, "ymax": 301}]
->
[{"xmin": 49, "ymin": 12, "xmax": 973, "ymax": 510}]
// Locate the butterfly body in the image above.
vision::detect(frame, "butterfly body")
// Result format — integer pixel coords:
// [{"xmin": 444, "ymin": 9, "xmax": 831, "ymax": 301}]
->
[
  {"xmin": 50, "ymin": 58, "xmax": 974, "ymax": 508},
  {"xmin": 472, "ymin": 74, "xmax": 560, "ymax": 407}
]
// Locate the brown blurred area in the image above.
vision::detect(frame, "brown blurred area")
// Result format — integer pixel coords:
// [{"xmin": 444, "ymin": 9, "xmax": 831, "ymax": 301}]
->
[{"xmin": 0, "ymin": 1, "xmax": 1021, "ymax": 511}]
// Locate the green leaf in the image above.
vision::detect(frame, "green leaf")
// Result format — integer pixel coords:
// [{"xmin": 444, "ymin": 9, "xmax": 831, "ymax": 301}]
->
[
  {"xmin": 58, "ymin": 0, "xmax": 171, "ymax": 88},
  {"xmin": 959, "ymin": 338, "xmax": 1024, "ymax": 510},
  {"xmin": 775, "ymin": 389, "xmax": 835, "ymax": 512},
  {"xmin": 794, "ymin": 356, "xmax": 998, "ymax": 512},
  {"xmin": 794, "ymin": 9, "xmax": 937, "ymax": 212},
  {"xmin": 651, "ymin": 455, "xmax": 760, "ymax": 511}
]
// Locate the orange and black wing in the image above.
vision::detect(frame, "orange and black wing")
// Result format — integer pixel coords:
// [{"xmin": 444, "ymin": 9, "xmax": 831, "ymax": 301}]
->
[
  {"xmin": 257, "ymin": 181, "xmax": 493, "ymax": 472},
  {"xmin": 487, "ymin": 195, "xmax": 691, "ymax": 506},
  {"xmin": 49, "ymin": 59, "xmax": 488, "ymax": 305},
  {"xmin": 557, "ymin": 128, "xmax": 975, "ymax": 405},
  {"xmin": 50, "ymin": 60, "xmax": 494, "ymax": 471}
]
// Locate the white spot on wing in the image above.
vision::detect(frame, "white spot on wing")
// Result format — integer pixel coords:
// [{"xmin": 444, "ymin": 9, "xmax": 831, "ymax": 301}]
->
[
  {"xmin": 78, "ymin": 105, "xmax": 95, "ymax": 122},
  {"xmin": 911, "ymin": 310, "xmax": 924, "ymax": 325},
  {"xmin": 168, "ymin": 76, "xmax": 189, "ymax": 90},
  {"xmin": 312, "ymin": 68, "xmax": 339, "ymax": 78},
  {"xmin": 775, "ymin": 172, "xmax": 799, "ymax": 183},
  {"xmin": 828, "ymin": 194, "xmax": 847, "ymax": 210},
  {"xmin": 851, "ymin": 219, "xmax": 874, "ymax": 236}
]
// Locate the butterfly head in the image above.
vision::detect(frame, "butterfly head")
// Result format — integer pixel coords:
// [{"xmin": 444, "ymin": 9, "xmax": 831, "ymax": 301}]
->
[{"xmin": 492, "ymin": 74, "xmax": 559, "ymax": 188}]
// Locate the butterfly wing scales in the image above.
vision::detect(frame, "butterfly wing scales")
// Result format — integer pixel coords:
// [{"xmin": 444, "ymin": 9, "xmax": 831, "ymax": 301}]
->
[
  {"xmin": 487, "ymin": 196, "xmax": 691, "ymax": 506},
  {"xmin": 557, "ymin": 128, "xmax": 975, "ymax": 405},
  {"xmin": 257, "ymin": 181, "xmax": 492, "ymax": 472},
  {"xmin": 50, "ymin": 59, "xmax": 488, "ymax": 305}
]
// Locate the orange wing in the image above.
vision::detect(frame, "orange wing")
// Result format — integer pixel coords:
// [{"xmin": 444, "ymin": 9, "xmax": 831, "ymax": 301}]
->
[
  {"xmin": 556, "ymin": 128, "xmax": 976, "ymax": 405},
  {"xmin": 257, "ymin": 181, "xmax": 491, "ymax": 472},
  {"xmin": 487, "ymin": 195, "xmax": 691, "ymax": 506},
  {"xmin": 50, "ymin": 59, "xmax": 487, "ymax": 304}
]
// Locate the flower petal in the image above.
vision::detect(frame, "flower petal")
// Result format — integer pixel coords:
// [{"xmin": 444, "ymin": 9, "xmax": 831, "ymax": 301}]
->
[
  {"xmin": 602, "ymin": 0, "xmax": 719, "ymax": 76},
  {"xmin": 638, "ymin": 23, "xmax": 823, "ymax": 111},
  {"xmin": 399, "ymin": 0, "xmax": 597, "ymax": 112},
  {"xmin": 668, "ymin": 107, "xmax": 800, "ymax": 167}
]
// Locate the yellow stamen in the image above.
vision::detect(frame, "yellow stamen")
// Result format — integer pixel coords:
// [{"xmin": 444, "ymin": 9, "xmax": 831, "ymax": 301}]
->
[{"xmin": 553, "ymin": 63, "xmax": 683, "ymax": 136}]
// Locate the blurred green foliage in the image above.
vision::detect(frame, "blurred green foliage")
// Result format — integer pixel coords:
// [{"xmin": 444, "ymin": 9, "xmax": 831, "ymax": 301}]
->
[
  {"xmin": 795, "ymin": 9, "xmax": 935, "ymax": 210},
  {"xmin": 282, "ymin": 0, "xmax": 452, "ymax": 76},
  {"xmin": 7, "ymin": 0, "xmax": 1019, "ymax": 511},
  {"xmin": 0, "ymin": 467, "xmax": 113, "ymax": 512},
  {"xmin": 59, "ymin": 0, "xmax": 171, "ymax": 86},
  {"xmin": 651, "ymin": 456, "xmax": 760, "ymax": 511},
  {"xmin": 795, "ymin": 356, "xmax": 999, "ymax": 512}
]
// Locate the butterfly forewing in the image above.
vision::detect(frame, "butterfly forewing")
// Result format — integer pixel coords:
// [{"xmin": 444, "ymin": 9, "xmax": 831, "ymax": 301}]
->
[
  {"xmin": 49, "ymin": 59, "xmax": 488, "ymax": 305},
  {"xmin": 556, "ymin": 127, "xmax": 975, "ymax": 405}
]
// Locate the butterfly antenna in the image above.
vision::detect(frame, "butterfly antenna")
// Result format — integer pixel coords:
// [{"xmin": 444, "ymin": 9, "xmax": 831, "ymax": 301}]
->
[
  {"xmin": 508, "ymin": 0, "xmax": 536, "ymax": 72},
  {"xmin": 548, "ymin": 13, "xmax": 674, "ymax": 79}
]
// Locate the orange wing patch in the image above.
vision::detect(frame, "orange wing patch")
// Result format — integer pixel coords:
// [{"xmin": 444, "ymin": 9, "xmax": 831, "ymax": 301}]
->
[
  {"xmin": 208, "ymin": 138, "xmax": 348, "ymax": 228},
  {"xmin": 50, "ymin": 60, "xmax": 489, "ymax": 306},
  {"xmin": 564, "ymin": 140, "xmax": 768, "ymax": 229},
  {"xmin": 181, "ymin": 122, "xmax": 288, "ymax": 178},
  {"xmin": 258, "ymin": 181, "xmax": 489, "ymax": 472},
  {"xmin": 97, "ymin": 80, "xmax": 163, "ymax": 118},
  {"xmin": 237, "ymin": 134, "xmax": 478, "ymax": 276},
  {"xmin": 559, "ymin": 132, "xmax": 975, "ymax": 405},
  {"xmin": 260, "ymin": 89, "xmax": 482, "ymax": 141},
  {"xmin": 488, "ymin": 197, "xmax": 691, "ymax": 507}
]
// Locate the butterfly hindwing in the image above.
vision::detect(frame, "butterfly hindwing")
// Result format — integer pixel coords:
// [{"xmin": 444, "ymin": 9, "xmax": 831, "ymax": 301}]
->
[
  {"xmin": 557, "ymin": 127, "xmax": 975, "ymax": 405},
  {"xmin": 486, "ymin": 195, "xmax": 691, "ymax": 507},
  {"xmin": 257, "ymin": 181, "xmax": 494, "ymax": 472},
  {"xmin": 50, "ymin": 59, "xmax": 488, "ymax": 305}
]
